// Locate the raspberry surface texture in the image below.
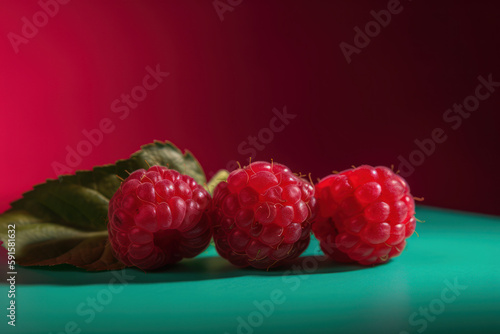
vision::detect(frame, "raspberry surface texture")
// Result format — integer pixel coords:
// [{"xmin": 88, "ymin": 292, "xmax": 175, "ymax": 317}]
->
[
  {"xmin": 108, "ymin": 166, "xmax": 212, "ymax": 270},
  {"xmin": 312, "ymin": 165, "xmax": 416, "ymax": 265},
  {"xmin": 211, "ymin": 161, "xmax": 317, "ymax": 269}
]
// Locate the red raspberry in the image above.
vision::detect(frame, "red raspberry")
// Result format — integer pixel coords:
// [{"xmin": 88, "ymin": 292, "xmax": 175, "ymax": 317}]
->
[
  {"xmin": 107, "ymin": 166, "xmax": 212, "ymax": 270},
  {"xmin": 312, "ymin": 165, "xmax": 416, "ymax": 265},
  {"xmin": 211, "ymin": 161, "xmax": 317, "ymax": 269}
]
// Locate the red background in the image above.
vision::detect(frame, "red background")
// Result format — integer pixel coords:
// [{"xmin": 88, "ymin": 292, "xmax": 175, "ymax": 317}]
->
[{"xmin": 1, "ymin": 0, "xmax": 499, "ymax": 215}]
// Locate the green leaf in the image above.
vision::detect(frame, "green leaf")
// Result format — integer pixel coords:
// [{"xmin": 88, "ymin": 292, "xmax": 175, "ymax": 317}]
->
[
  {"xmin": 0, "ymin": 141, "xmax": 206, "ymax": 271},
  {"xmin": 205, "ymin": 169, "xmax": 229, "ymax": 195}
]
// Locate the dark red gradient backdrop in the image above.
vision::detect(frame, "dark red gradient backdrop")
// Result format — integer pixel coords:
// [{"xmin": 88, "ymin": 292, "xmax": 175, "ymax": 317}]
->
[{"xmin": 1, "ymin": 0, "xmax": 499, "ymax": 215}]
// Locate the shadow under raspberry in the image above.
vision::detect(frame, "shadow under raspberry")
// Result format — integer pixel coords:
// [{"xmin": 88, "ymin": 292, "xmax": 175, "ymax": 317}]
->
[{"xmin": 2, "ymin": 254, "xmax": 369, "ymax": 286}]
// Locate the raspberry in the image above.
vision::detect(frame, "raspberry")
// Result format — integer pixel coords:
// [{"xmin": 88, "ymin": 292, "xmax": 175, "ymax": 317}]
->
[
  {"xmin": 312, "ymin": 165, "xmax": 416, "ymax": 265},
  {"xmin": 107, "ymin": 166, "xmax": 212, "ymax": 270},
  {"xmin": 211, "ymin": 161, "xmax": 317, "ymax": 269}
]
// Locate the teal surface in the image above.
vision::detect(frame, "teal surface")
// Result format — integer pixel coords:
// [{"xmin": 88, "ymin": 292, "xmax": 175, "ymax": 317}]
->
[{"xmin": 1, "ymin": 206, "xmax": 499, "ymax": 334}]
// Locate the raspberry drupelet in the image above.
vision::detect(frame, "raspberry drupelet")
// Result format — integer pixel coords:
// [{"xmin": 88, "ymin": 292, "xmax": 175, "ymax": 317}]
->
[
  {"xmin": 211, "ymin": 161, "xmax": 317, "ymax": 269},
  {"xmin": 312, "ymin": 165, "xmax": 416, "ymax": 265},
  {"xmin": 108, "ymin": 166, "xmax": 212, "ymax": 270}
]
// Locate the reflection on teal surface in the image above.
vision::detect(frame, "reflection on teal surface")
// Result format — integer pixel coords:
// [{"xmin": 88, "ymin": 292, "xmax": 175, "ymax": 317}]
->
[{"xmin": 1, "ymin": 206, "xmax": 499, "ymax": 334}]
